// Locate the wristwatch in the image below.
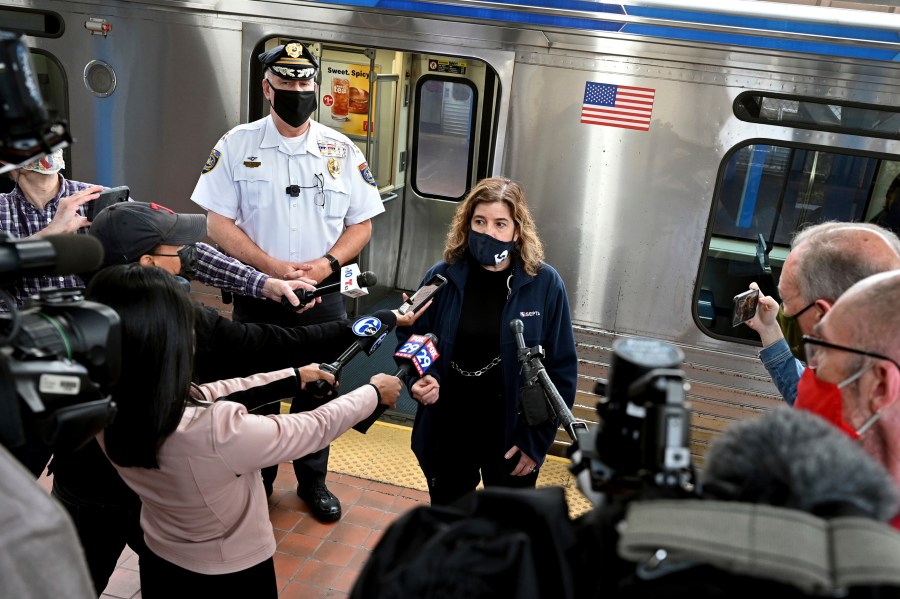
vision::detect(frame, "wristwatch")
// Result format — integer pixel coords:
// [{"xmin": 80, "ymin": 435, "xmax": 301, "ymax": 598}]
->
[{"xmin": 324, "ymin": 253, "xmax": 340, "ymax": 275}]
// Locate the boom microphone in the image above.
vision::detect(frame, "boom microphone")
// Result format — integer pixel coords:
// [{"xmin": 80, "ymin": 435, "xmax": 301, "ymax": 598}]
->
[
  {"xmin": 0, "ymin": 234, "xmax": 104, "ymax": 283},
  {"xmin": 353, "ymin": 333, "xmax": 440, "ymax": 434},
  {"xmin": 281, "ymin": 264, "xmax": 376, "ymax": 309},
  {"xmin": 307, "ymin": 309, "xmax": 397, "ymax": 398},
  {"xmin": 702, "ymin": 407, "xmax": 899, "ymax": 520}
]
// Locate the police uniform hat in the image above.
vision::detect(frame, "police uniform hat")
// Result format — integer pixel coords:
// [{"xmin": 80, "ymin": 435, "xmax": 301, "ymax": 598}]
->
[{"xmin": 258, "ymin": 41, "xmax": 318, "ymax": 80}]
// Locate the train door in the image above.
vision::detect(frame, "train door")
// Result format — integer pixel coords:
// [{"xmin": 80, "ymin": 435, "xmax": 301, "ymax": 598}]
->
[{"xmin": 248, "ymin": 35, "xmax": 501, "ymax": 306}]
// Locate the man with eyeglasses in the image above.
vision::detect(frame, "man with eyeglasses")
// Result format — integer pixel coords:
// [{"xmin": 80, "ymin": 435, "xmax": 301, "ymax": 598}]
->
[
  {"xmin": 745, "ymin": 222, "xmax": 900, "ymax": 405},
  {"xmin": 799, "ymin": 270, "xmax": 900, "ymax": 527},
  {"xmin": 191, "ymin": 41, "xmax": 384, "ymax": 522}
]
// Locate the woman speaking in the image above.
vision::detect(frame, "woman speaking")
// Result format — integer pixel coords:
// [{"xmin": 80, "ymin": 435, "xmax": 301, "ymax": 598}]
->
[{"xmin": 397, "ymin": 177, "xmax": 578, "ymax": 506}]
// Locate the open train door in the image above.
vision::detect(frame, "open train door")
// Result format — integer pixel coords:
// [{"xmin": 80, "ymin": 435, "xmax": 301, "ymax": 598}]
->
[
  {"xmin": 394, "ymin": 54, "xmax": 504, "ymax": 292},
  {"xmin": 248, "ymin": 34, "xmax": 509, "ymax": 306}
]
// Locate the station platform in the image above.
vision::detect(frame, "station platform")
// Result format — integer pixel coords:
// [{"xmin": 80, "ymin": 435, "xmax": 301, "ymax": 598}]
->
[{"xmin": 38, "ymin": 421, "xmax": 593, "ymax": 598}]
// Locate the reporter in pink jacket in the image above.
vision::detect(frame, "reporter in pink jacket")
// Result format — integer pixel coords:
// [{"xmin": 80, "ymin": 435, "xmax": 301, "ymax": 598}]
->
[{"xmin": 88, "ymin": 264, "xmax": 401, "ymax": 598}]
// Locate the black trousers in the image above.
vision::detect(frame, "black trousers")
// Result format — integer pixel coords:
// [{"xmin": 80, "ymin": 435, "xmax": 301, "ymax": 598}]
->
[
  {"xmin": 139, "ymin": 549, "xmax": 277, "ymax": 599},
  {"xmin": 52, "ymin": 478, "xmax": 147, "ymax": 595},
  {"xmin": 232, "ymin": 292, "xmax": 346, "ymax": 489},
  {"xmin": 425, "ymin": 452, "xmax": 540, "ymax": 506}
]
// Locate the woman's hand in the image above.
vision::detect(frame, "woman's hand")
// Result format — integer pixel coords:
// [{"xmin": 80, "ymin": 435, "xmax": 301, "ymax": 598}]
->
[
  {"xmin": 369, "ymin": 373, "xmax": 402, "ymax": 408},
  {"xmin": 411, "ymin": 375, "xmax": 440, "ymax": 405},
  {"xmin": 297, "ymin": 364, "xmax": 336, "ymax": 390},
  {"xmin": 505, "ymin": 445, "xmax": 538, "ymax": 477}
]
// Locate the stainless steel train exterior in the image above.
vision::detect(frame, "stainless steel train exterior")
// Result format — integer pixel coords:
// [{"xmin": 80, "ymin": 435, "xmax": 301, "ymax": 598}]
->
[{"xmin": 6, "ymin": 0, "xmax": 900, "ymax": 461}]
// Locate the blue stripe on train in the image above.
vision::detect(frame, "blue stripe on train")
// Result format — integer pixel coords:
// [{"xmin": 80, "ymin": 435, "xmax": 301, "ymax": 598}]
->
[{"xmin": 310, "ymin": 0, "xmax": 900, "ymax": 61}]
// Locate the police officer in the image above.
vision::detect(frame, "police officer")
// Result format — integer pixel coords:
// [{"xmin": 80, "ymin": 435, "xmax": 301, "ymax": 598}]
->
[{"xmin": 191, "ymin": 40, "xmax": 385, "ymax": 522}]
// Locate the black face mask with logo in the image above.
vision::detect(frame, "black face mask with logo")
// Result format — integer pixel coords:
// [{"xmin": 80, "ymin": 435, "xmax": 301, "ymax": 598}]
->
[{"xmin": 270, "ymin": 88, "xmax": 317, "ymax": 128}]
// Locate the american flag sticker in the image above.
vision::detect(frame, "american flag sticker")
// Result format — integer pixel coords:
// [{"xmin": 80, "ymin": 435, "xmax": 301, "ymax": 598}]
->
[{"xmin": 581, "ymin": 82, "xmax": 656, "ymax": 131}]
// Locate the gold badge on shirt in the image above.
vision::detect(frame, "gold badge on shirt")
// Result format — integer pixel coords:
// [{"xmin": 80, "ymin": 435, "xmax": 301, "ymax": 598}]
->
[
  {"xmin": 327, "ymin": 157, "xmax": 341, "ymax": 178},
  {"xmin": 243, "ymin": 156, "xmax": 261, "ymax": 168}
]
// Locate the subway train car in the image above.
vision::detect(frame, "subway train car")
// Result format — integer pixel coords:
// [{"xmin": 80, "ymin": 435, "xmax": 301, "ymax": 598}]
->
[{"xmin": 5, "ymin": 0, "xmax": 900, "ymax": 463}]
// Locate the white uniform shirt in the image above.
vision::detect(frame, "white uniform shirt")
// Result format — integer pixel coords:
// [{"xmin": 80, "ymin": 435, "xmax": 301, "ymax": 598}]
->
[{"xmin": 191, "ymin": 116, "xmax": 384, "ymax": 263}]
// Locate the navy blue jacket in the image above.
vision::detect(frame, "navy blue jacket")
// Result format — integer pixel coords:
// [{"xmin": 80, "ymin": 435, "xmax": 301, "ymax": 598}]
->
[{"xmin": 397, "ymin": 256, "xmax": 578, "ymax": 472}]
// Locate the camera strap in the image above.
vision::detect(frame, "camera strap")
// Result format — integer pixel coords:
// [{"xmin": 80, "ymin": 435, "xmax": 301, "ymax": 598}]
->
[{"xmin": 618, "ymin": 499, "xmax": 900, "ymax": 594}]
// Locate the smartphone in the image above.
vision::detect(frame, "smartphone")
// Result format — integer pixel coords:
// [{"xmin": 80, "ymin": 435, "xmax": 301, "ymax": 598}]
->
[
  {"xmin": 398, "ymin": 274, "xmax": 447, "ymax": 315},
  {"xmin": 731, "ymin": 288, "xmax": 760, "ymax": 327},
  {"xmin": 88, "ymin": 185, "xmax": 130, "ymax": 220}
]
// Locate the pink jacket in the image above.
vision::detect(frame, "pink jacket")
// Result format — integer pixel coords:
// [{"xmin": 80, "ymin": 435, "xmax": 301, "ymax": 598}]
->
[{"xmin": 99, "ymin": 368, "xmax": 377, "ymax": 574}]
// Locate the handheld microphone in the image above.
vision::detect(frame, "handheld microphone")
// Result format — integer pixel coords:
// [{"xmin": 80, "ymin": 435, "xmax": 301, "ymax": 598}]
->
[
  {"xmin": 0, "ymin": 233, "xmax": 104, "ymax": 283},
  {"xmin": 307, "ymin": 309, "xmax": 397, "ymax": 398},
  {"xmin": 281, "ymin": 264, "xmax": 376, "ymax": 309},
  {"xmin": 353, "ymin": 333, "xmax": 439, "ymax": 434}
]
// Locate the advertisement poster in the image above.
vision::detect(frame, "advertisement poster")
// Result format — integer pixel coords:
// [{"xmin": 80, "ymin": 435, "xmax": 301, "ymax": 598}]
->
[{"xmin": 320, "ymin": 62, "xmax": 380, "ymax": 137}]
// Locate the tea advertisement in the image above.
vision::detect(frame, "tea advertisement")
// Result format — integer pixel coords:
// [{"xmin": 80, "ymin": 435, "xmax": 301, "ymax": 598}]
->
[{"xmin": 320, "ymin": 62, "xmax": 380, "ymax": 137}]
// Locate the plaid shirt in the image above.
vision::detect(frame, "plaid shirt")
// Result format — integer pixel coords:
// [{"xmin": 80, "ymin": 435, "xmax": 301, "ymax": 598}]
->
[
  {"xmin": 0, "ymin": 176, "xmax": 93, "ymax": 308},
  {"xmin": 0, "ymin": 176, "xmax": 267, "ymax": 309}
]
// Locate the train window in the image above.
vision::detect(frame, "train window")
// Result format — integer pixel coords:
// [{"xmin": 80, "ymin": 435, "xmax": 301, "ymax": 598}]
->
[
  {"xmin": 697, "ymin": 142, "xmax": 891, "ymax": 344},
  {"xmin": 0, "ymin": 7, "xmax": 64, "ymax": 38},
  {"xmin": 735, "ymin": 92, "xmax": 900, "ymax": 141},
  {"xmin": 412, "ymin": 76, "xmax": 477, "ymax": 200}
]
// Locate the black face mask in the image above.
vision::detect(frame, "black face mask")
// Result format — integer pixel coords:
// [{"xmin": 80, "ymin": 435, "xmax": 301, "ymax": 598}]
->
[
  {"xmin": 177, "ymin": 244, "xmax": 199, "ymax": 280},
  {"xmin": 270, "ymin": 88, "xmax": 317, "ymax": 128}
]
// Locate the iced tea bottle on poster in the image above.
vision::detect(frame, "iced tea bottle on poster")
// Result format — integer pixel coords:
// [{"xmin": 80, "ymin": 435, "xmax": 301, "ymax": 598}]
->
[{"xmin": 332, "ymin": 77, "xmax": 350, "ymax": 121}]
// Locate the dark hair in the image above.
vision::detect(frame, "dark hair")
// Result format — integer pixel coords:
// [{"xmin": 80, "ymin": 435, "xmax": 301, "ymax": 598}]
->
[{"xmin": 86, "ymin": 264, "xmax": 195, "ymax": 468}]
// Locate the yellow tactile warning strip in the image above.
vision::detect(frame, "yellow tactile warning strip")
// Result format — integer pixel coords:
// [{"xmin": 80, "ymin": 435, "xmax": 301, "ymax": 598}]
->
[{"xmin": 329, "ymin": 420, "xmax": 595, "ymax": 518}]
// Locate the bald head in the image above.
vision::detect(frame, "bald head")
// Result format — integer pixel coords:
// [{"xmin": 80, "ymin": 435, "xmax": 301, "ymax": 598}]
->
[
  {"xmin": 830, "ymin": 269, "xmax": 900, "ymax": 357},
  {"xmin": 790, "ymin": 222, "xmax": 900, "ymax": 306}
]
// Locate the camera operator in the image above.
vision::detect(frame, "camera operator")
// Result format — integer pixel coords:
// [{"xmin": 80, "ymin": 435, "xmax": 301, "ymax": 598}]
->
[
  {"xmin": 48, "ymin": 200, "xmax": 425, "ymax": 595},
  {"xmin": 0, "ymin": 29, "xmax": 98, "ymax": 599},
  {"xmin": 0, "ymin": 158, "xmax": 313, "ymax": 311}
]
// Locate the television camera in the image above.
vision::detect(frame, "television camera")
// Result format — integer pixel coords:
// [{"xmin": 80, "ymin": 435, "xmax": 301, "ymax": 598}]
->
[
  {"xmin": 0, "ymin": 32, "xmax": 119, "ymax": 473},
  {"xmin": 511, "ymin": 320, "xmax": 697, "ymax": 506}
]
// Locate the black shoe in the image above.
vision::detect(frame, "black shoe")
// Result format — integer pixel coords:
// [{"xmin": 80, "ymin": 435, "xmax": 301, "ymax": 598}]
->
[
  {"xmin": 298, "ymin": 482, "xmax": 341, "ymax": 522},
  {"xmin": 263, "ymin": 479, "xmax": 273, "ymax": 498}
]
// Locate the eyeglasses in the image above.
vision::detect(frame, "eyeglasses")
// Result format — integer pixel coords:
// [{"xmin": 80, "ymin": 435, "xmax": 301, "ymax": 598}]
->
[
  {"xmin": 285, "ymin": 173, "xmax": 324, "ymax": 207},
  {"xmin": 150, "ymin": 245, "xmax": 186, "ymax": 258},
  {"xmin": 782, "ymin": 301, "xmax": 816, "ymax": 320},
  {"xmin": 802, "ymin": 334, "xmax": 900, "ymax": 372}
]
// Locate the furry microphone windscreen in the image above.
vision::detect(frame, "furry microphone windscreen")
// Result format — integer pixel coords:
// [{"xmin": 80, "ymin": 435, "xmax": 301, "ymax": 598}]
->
[{"xmin": 701, "ymin": 407, "xmax": 899, "ymax": 521}]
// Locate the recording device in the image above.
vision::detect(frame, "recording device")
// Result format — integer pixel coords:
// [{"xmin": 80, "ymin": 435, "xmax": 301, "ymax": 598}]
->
[
  {"xmin": 307, "ymin": 309, "xmax": 396, "ymax": 398},
  {"xmin": 731, "ymin": 288, "xmax": 759, "ymax": 327},
  {"xmin": 353, "ymin": 333, "xmax": 439, "ymax": 434},
  {"xmin": 87, "ymin": 185, "xmax": 129, "ymax": 221},
  {"xmin": 280, "ymin": 264, "xmax": 376, "ymax": 310},
  {"xmin": 569, "ymin": 336, "xmax": 696, "ymax": 506},
  {"xmin": 398, "ymin": 274, "xmax": 446, "ymax": 315},
  {"xmin": 510, "ymin": 319, "xmax": 585, "ymax": 438},
  {"xmin": 0, "ymin": 32, "xmax": 71, "ymax": 171},
  {"xmin": 0, "ymin": 234, "xmax": 121, "ymax": 473}
]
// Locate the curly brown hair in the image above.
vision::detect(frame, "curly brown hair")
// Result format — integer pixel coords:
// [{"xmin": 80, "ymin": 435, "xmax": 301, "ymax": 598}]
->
[{"xmin": 443, "ymin": 177, "xmax": 544, "ymax": 276}]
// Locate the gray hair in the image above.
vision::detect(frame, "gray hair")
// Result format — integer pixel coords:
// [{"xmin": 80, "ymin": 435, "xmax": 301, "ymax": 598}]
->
[{"xmin": 790, "ymin": 221, "xmax": 900, "ymax": 304}]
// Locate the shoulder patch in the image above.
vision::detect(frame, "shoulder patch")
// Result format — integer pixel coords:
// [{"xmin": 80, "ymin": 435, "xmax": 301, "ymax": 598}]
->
[
  {"xmin": 202, "ymin": 149, "xmax": 221, "ymax": 175},
  {"xmin": 358, "ymin": 162, "xmax": 376, "ymax": 187}
]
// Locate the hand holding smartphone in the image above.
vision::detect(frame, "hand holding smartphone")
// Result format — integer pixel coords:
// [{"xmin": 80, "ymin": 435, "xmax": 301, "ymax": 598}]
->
[
  {"xmin": 398, "ymin": 274, "xmax": 447, "ymax": 315},
  {"xmin": 732, "ymin": 289, "xmax": 760, "ymax": 327},
  {"xmin": 88, "ymin": 185, "xmax": 130, "ymax": 220}
]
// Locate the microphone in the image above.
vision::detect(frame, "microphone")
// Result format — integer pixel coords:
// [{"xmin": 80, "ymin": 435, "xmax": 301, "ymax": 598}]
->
[
  {"xmin": 307, "ymin": 309, "xmax": 397, "ymax": 398},
  {"xmin": 281, "ymin": 264, "xmax": 376, "ymax": 309},
  {"xmin": 702, "ymin": 407, "xmax": 899, "ymax": 521},
  {"xmin": 353, "ymin": 333, "xmax": 440, "ymax": 434},
  {"xmin": 0, "ymin": 233, "xmax": 104, "ymax": 283}
]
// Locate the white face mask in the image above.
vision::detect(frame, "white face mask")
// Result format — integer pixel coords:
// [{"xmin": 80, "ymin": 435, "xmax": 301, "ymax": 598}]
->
[{"xmin": 20, "ymin": 149, "xmax": 65, "ymax": 175}]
